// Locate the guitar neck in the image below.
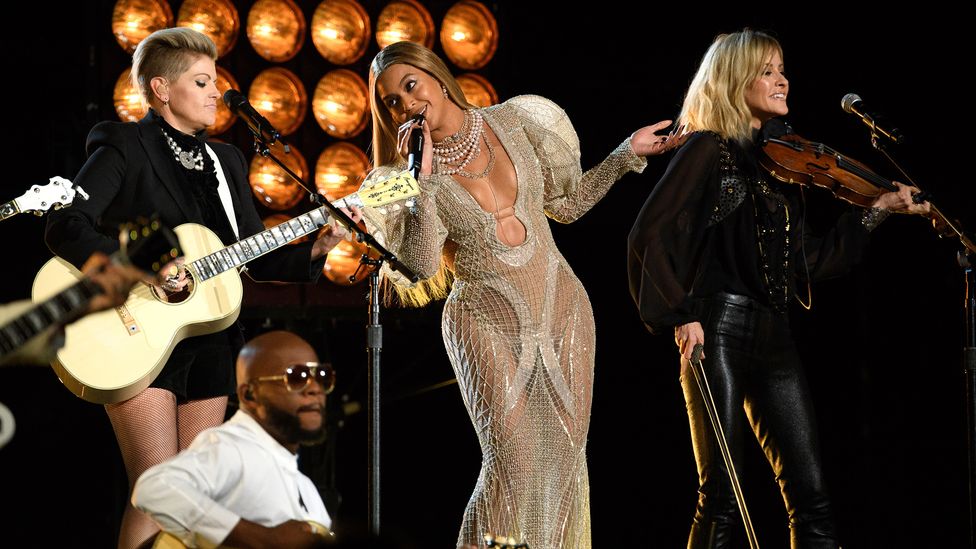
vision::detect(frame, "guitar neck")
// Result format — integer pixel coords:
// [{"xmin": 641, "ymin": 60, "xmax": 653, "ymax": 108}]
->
[
  {"xmin": 0, "ymin": 278, "xmax": 100, "ymax": 358},
  {"xmin": 0, "ymin": 200, "xmax": 20, "ymax": 221},
  {"xmin": 190, "ymin": 206, "xmax": 331, "ymax": 281}
]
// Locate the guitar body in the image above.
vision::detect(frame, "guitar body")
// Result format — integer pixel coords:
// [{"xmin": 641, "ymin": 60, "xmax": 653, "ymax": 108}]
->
[
  {"xmin": 151, "ymin": 521, "xmax": 332, "ymax": 548},
  {"xmin": 32, "ymin": 224, "xmax": 242, "ymax": 404}
]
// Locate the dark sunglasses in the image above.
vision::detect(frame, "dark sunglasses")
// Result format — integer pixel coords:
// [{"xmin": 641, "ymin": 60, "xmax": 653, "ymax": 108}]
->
[{"xmin": 251, "ymin": 362, "xmax": 336, "ymax": 394}]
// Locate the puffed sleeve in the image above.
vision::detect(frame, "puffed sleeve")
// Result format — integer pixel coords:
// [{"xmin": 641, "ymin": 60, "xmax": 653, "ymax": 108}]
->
[
  {"xmin": 359, "ymin": 166, "xmax": 449, "ymax": 285},
  {"xmin": 796, "ymin": 206, "xmax": 871, "ymax": 283},
  {"xmin": 45, "ymin": 121, "xmax": 129, "ymax": 269},
  {"xmin": 509, "ymin": 94, "xmax": 647, "ymax": 223},
  {"xmin": 627, "ymin": 132, "xmax": 721, "ymax": 334}
]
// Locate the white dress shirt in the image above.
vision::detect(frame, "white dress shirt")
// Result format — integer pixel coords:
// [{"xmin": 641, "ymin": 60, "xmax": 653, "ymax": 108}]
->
[
  {"xmin": 205, "ymin": 143, "xmax": 239, "ymax": 239},
  {"xmin": 133, "ymin": 410, "xmax": 331, "ymax": 547}
]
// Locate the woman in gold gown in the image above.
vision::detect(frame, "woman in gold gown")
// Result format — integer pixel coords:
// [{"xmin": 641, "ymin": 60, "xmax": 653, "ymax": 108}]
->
[{"xmin": 362, "ymin": 41, "xmax": 682, "ymax": 548}]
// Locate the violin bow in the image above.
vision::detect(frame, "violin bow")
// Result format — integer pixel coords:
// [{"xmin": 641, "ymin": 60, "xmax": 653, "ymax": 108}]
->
[{"xmin": 689, "ymin": 344, "xmax": 761, "ymax": 549}]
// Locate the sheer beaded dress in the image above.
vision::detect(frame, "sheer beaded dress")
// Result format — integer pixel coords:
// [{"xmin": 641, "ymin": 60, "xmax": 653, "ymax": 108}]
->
[{"xmin": 363, "ymin": 95, "xmax": 645, "ymax": 548}]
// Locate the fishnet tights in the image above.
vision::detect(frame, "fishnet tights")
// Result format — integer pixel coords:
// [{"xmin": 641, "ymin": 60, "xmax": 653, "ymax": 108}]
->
[{"xmin": 105, "ymin": 388, "xmax": 227, "ymax": 549}]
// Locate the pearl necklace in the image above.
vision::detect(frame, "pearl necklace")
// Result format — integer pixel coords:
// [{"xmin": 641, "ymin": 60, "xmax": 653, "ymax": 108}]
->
[
  {"xmin": 432, "ymin": 109, "xmax": 495, "ymax": 179},
  {"xmin": 161, "ymin": 128, "xmax": 205, "ymax": 171}
]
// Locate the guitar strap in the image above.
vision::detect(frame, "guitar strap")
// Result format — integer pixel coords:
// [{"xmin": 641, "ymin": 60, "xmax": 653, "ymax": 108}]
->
[{"xmin": 205, "ymin": 144, "xmax": 240, "ymax": 240}]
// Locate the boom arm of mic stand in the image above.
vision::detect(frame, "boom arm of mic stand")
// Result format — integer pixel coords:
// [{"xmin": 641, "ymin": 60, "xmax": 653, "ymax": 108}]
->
[{"xmin": 248, "ymin": 131, "xmax": 418, "ymax": 282}]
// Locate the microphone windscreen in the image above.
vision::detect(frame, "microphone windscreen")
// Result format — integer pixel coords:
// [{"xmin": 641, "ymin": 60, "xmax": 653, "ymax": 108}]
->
[
  {"xmin": 222, "ymin": 89, "xmax": 246, "ymax": 109},
  {"xmin": 840, "ymin": 93, "xmax": 861, "ymax": 113}
]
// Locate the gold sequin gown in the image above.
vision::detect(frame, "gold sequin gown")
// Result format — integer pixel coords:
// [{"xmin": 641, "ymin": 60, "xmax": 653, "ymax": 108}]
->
[{"xmin": 363, "ymin": 95, "xmax": 645, "ymax": 548}]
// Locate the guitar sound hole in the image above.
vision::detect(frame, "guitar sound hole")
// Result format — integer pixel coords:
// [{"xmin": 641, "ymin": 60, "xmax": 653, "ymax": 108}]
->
[{"xmin": 150, "ymin": 270, "xmax": 194, "ymax": 304}]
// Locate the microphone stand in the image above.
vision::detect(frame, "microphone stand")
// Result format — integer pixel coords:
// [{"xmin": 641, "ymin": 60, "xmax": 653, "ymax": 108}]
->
[
  {"xmin": 246, "ymin": 125, "xmax": 417, "ymax": 539},
  {"xmin": 961, "ymin": 250, "xmax": 976, "ymax": 549},
  {"xmin": 865, "ymin": 129, "xmax": 976, "ymax": 548}
]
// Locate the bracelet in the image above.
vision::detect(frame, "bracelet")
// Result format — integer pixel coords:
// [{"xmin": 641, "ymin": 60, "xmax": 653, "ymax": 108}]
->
[{"xmin": 860, "ymin": 207, "xmax": 890, "ymax": 232}]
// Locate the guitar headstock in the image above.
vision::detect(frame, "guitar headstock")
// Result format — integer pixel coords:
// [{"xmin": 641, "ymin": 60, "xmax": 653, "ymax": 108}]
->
[
  {"xmin": 118, "ymin": 218, "xmax": 182, "ymax": 276},
  {"xmin": 15, "ymin": 176, "xmax": 89, "ymax": 215},
  {"xmin": 357, "ymin": 170, "xmax": 420, "ymax": 208}
]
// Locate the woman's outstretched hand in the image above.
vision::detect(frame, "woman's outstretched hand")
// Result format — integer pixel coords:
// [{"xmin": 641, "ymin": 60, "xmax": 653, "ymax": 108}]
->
[{"xmin": 631, "ymin": 120, "xmax": 689, "ymax": 156}]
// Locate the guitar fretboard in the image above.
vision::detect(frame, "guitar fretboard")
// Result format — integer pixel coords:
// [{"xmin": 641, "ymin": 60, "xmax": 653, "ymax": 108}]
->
[
  {"xmin": 0, "ymin": 279, "xmax": 99, "ymax": 357},
  {"xmin": 190, "ymin": 207, "xmax": 331, "ymax": 281}
]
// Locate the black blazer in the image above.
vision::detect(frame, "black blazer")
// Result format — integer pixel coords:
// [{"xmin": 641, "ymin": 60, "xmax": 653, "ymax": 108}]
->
[{"xmin": 46, "ymin": 114, "xmax": 324, "ymax": 282}]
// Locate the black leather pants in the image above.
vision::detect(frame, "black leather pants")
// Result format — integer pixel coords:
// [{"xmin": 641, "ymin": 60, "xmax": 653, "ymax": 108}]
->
[{"xmin": 681, "ymin": 293, "xmax": 838, "ymax": 549}]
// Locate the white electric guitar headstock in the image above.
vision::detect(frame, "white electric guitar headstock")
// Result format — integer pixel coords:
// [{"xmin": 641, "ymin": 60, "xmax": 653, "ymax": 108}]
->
[
  {"xmin": 0, "ymin": 176, "xmax": 89, "ymax": 221},
  {"xmin": 331, "ymin": 170, "xmax": 420, "ymax": 210}
]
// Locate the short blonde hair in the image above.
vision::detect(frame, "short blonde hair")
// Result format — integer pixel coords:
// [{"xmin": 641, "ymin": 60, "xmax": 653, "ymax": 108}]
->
[
  {"xmin": 368, "ymin": 41, "xmax": 472, "ymax": 169},
  {"xmin": 131, "ymin": 27, "xmax": 218, "ymax": 102},
  {"xmin": 678, "ymin": 29, "xmax": 782, "ymax": 143}
]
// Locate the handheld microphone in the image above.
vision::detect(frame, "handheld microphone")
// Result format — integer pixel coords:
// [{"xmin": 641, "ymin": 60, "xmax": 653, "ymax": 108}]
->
[
  {"xmin": 406, "ymin": 113, "xmax": 425, "ymax": 180},
  {"xmin": 840, "ymin": 93, "xmax": 904, "ymax": 144},
  {"xmin": 222, "ymin": 89, "xmax": 281, "ymax": 145}
]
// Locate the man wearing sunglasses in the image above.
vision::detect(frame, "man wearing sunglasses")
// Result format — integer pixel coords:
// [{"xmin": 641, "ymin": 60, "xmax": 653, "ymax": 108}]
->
[{"xmin": 132, "ymin": 330, "xmax": 335, "ymax": 548}]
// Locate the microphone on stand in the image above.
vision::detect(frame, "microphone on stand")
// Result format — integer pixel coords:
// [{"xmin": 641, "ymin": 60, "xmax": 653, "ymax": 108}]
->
[
  {"xmin": 840, "ymin": 93, "xmax": 904, "ymax": 144},
  {"xmin": 222, "ymin": 89, "xmax": 282, "ymax": 146},
  {"xmin": 406, "ymin": 113, "xmax": 425, "ymax": 180}
]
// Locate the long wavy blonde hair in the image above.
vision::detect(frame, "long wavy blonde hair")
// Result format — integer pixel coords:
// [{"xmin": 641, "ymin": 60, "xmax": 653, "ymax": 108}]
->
[
  {"xmin": 678, "ymin": 29, "xmax": 783, "ymax": 143},
  {"xmin": 367, "ymin": 42, "xmax": 473, "ymax": 307}
]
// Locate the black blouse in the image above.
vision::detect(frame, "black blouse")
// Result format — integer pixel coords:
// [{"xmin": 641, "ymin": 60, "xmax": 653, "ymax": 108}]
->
[
  {"xmin": 627, "ymin": 131, "xmax": 871, "ymax": 334},
  {"xmin": 153, "ymin": 110, "xmax": 238, "ymax": 245}
]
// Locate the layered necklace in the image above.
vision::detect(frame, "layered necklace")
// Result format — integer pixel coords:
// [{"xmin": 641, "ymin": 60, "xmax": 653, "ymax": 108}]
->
[
  {"xmin": 161, "ymin": 127, "xmax": 205, "ymax": 171},
  {"xmin": 432, "ymin": 109, "xmax": 495, "ymax": 179}
]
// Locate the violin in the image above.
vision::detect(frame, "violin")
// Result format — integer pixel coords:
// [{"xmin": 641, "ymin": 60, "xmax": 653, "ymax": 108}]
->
[{"xmin": 757, "ymin": 120, "xmax": 976, "ymax": 253}]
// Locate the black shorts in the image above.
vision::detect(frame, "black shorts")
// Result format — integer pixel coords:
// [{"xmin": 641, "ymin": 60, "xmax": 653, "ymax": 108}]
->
[{"xmin": 149, "ymin": 330, "xmax": 237, "ymax": 402}]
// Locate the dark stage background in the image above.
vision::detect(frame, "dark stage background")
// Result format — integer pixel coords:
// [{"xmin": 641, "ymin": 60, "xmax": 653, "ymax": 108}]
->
[{"xmin": 1, "ymin": 2, "xmax": 973, "ymax": 547}]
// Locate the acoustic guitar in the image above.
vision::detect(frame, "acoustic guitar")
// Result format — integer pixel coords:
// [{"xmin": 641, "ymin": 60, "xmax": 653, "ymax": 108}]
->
[
  {"xmin": 151, "ymin": 520, "xmax": 333, "ymax": 548},
  {"xmin": 31, "ymin": 171, "xmax": 418, "ymax": 403},
  {"xmin": 2, "ymin": 219, "xmax": 179, "ymax": 366}
]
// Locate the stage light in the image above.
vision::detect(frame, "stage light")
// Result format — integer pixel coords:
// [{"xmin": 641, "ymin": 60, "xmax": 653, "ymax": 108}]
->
[
  {"xmin": 249, "ymin": 67, "xmax": 308, "ymax": 136},
  {"xmin": 315, "ymin": 142, "xmax": 370, "ymax": 201},
  {"xmin": 248, "ymin": 142, "xmax": 309, "ymax": 211},
  {"xmin": 176, "ymin": 0, "xmax": 240, "ymax": 58},
  {"xmin": 311, "ymin": 69, "xmax": 369, "ymax": 138},
  {"xmin": 208, "ymin": 66, "xmax": 239, "ymax": 135},
  {"xmin": 456, "ymin": 73, "xmax": 498, "ymax": 107},
  {"xmin": 113, "ymin": 68, "xmax": 146, "ymax": 122},
  {"xmin": 375, "ymin": 0, "xmax": 435, "ymax": 49},
  {"xmin": 246, "ymin": 0, "xmax": 306, "ymax": 62},
  {"xmin": 440, "ymin": 0, "xmax": 497, "ymax": 70},
  {"xmin": 321, "ymin": 226, "xmax": 378, "ymax": 285},
  {"xmin": 111, "ymin": 0, "xmax": 173, "ymax": 53},
  {"xmin": 310, "ymin": 0, "xmax": 371, "ymax": 65}
]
